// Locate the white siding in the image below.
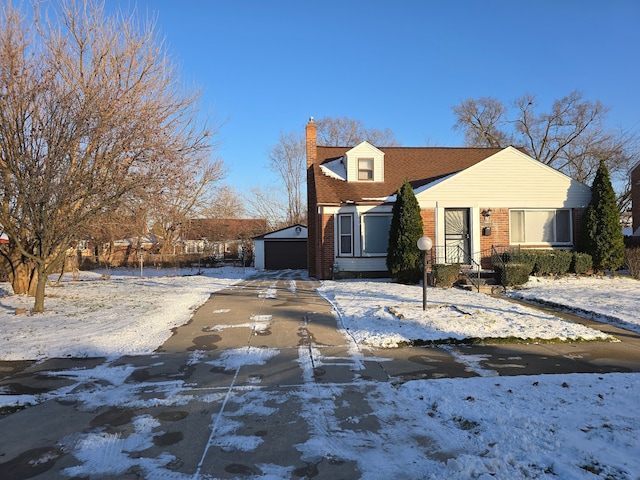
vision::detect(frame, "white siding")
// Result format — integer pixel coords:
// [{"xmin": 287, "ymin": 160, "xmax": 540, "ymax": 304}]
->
[
  {"xmin": 344, "ymin": 141, "xmax": 385, "ymax": 182},
  {"xmin": 415, "ymin": 147, "xmax": 592, "ymax": 209},
  {"xmin": 254, "ymin": 226, "xmax": 306, "ymax": 270},
  {"xmin": 254, "ymin": 239, "xmax": 265, "ymax": 270},
  {"xmin": 261, "ymin": 226, "xmax": 307, "ymax": 239},
  {"xmin": 335, "ymin": 257, "xmax": 387, "ymax": 273},
  {"xmin": 331, "ymin": 205, "xmax": 394, "ymax": 259}
]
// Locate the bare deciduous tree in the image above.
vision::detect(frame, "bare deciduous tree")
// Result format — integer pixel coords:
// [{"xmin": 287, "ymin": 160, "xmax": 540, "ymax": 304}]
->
[
  {"xmin": 268, "ymin": 132, "xmax": 307, "ymax": 226},
  {"xmin": 203, "ymin": 184, "xmax": 246, "ymax": 219},
  {"xmin": 315, "ymin": 116, "xmax": 400, "ymax": 146},
  {"xmin": 147, "ymin": 155, "xmax": 226, "ymax": 254},
  {"xmin": 245, "ymin": 186, "xmax": 289, "ymax": 231},
  {"xmin": 0, "ymin": 0, "xmax": 219, "ymax": 311},
  {"xmin": 452, "ymin": 91, "xmax": 637, "ymax": 210},
  {"xmin": 451, "ymin": 97, "xmax": 514, "ymax": 148}
]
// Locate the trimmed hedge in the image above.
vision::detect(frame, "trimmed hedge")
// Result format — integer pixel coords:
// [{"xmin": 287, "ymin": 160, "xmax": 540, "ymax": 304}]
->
[
  {"xmin": 519, "ymin": 250, "xmax": 572, "ymax": 276},
  {"xmin": 571, "ymin": 252, "xmax": 592, "ymax": 275},
  {"xmin": 499, "ymin": 249, "xmax": 591, "ymax": 277},
  {"xmin": 494, "ymin": 262, "xmax": 532, "ymax": 287},
  {"xmin": 431, "ymin": 263, "xmax": 460, "ymax": 288},
  {"xmin": 492, "ymin": 249, "xmax": 595, "ymax": 287}
]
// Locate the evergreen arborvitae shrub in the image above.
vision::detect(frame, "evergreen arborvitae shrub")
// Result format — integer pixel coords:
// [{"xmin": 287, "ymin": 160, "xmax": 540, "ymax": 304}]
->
[
  {"xmin": 387, "ymin": 179, "xmax": 424, "ymax": 284},
  {"xmin": 578, "ymin": 160, "xmax": 625, "ymax": 273}
]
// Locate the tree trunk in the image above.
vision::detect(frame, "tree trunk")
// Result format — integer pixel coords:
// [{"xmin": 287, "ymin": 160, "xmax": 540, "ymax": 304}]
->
[
  {"xmin": 2, "ymin": 253, "xmax": 38, "ymax": 296},
  {"xmin": 32, "ymin": 265, "xmax": 47, "ymax": 313}
]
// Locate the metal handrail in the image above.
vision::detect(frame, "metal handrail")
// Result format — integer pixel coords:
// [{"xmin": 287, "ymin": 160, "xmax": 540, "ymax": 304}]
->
[
  {"xmin": 453, "ymin": 245, "xmax": 482, "ymax": 292},
  {"xmin": 427, "ymin": 244, "xmax": 520, "ymax": 291}
]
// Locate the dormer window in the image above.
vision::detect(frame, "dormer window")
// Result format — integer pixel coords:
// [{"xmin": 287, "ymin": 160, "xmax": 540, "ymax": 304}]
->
[
  {"xmin": 345, "ymin": 142, "xmax": 384, "ymax": 182},
  {"xmin": 358, "ymin": 158, "xmax": 374, "ymax": 181}
]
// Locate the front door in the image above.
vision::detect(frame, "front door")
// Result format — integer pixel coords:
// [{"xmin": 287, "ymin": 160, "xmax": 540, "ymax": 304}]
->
[{"xmin": 445, "ymin": 208, "xmax": 471, "ymax": 264}]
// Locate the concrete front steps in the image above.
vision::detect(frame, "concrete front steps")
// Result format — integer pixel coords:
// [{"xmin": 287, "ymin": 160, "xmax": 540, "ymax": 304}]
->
[{"xmin": 456, "ymin": 268, "xmax": 505, "ymax": 294}]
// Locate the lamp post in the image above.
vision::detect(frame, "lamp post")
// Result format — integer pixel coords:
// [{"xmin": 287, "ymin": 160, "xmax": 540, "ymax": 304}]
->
[{"xmin": 417, "ymin": 236, "xmax": 433, "ymax": 311}]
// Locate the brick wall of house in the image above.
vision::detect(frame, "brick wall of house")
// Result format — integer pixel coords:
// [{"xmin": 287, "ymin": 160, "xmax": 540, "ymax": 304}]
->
[
  {"xmin": 419, "ymin": 209, "xmax": 435, "ymax": 264},
  {"xmin": 307, "ymin": 183, "xmax": 319, "ymax": 278},
  {"xmin": 307, "ymin": 209, "xmax": 335, "ymax": 280},
  {"xmin": 632, "ymin": 164, "xmax": 640, "ymax": 235},
  {"xmin": 420, "ymin": 209, "xmax": 435, "ymax": 239},
  {"xmin": 480, "ymin": 208, "xmax": 509, "ymax": 250},
  {"xmin": 478, "ymin": 208, "xmax": 507, "ymax": 268},
  {"xmin": 318, "ymin": 212, "xmax": 335, "ymax": 279}
]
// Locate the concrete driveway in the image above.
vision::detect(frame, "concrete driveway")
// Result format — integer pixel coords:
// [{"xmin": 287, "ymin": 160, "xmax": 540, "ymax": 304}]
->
[{"xmin": 1, "ymin": 270, "xmax": 639, "ymax": 479}]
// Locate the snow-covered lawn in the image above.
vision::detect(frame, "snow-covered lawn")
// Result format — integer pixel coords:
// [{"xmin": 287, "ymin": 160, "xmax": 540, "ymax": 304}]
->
[
  {"xmin": 508, "ymin": 275, "xmax": 640, "ymax": 333},
  {"xmin": 2, "ymin": 271, "xmax": 633, "ymax": 361},
  {"xmin": 0, "ymin": 267, "xmax": 249, "ymax": 361},
  {"xmin": 0, "ymin": 270, "xmax": 639, "ymax": 478},
  {"xmin": 317, "ymin": 277, "xmax": 627, "ymax": 347}
]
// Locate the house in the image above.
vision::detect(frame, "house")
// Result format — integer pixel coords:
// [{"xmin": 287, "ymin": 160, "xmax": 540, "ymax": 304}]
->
[
  {"xmin": 253, "ymin": 224, "xmax": 307, "ymax": 270},
  {"xmin": 632, "ymin": 160, "xmax": 640, "ymax": 237},
  {"xmin": 305, "ymin": 117, "xmax": 592, "ymax": 280},
  {"xmin": 102, "ymin": 233, "xmax": 161, "ymax": 267},
  {"xmin": 181, "ymin": 218, "xmax": 268, "ymax": 263}
]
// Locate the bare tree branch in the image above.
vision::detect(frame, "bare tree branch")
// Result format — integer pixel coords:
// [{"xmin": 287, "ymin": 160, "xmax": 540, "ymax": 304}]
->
[
  {"xmin": 315, "ymin": 116, "xmax": 400, "ymax": 146},
  {"xmin": 452, "ymin": 91, "xmax": 638, "ymax": 210},
  {"xmin": 0, "ymin": 0, "xmax": 222, "ymax": 311}
]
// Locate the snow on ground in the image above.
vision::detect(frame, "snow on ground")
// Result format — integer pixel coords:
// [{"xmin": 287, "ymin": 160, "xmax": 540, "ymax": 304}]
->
[
  {"xmin": 0, "ymin": 266, "xmax": 250, "ymax": 360},
  {"xmin": 0, "ymin": 270, "xmax": 639, "ymax": 478},
  {"xmin": 507, "ymin": 275, "xmax": 640, "ymax": 333},
  {"xmin": 317, "ymin": 276, "xmax": 625, "ymax": 347},
  {"xmin": 1, "ymin": 269, "xmax": 636, "ymax": 360}
]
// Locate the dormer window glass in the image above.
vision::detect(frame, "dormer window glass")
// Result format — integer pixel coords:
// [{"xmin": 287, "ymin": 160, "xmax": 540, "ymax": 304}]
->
[{"xmin": 358, "ymin": 158, "xmax": 374, "ymax": 181}]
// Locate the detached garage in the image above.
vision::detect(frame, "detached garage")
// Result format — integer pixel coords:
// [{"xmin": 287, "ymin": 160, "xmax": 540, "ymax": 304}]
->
[{"xmin": 253, "ymin": 224, "xmax": 308, "ymax": 270}]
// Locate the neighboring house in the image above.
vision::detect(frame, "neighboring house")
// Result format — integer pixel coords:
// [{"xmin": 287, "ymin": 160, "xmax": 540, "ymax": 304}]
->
[
  {"xmin": 305, "ymin": 117, "xmax": 593, "ymax": 280},
  {"xmin": 102, "ymin": 234, "xmax": 162, "ymax": 267},
  {"xmin": 253, "ymin": 224, "xmax": 307, "ymax": 270},
  {"xmin": 621, "ymin": 211, "xmax": 633, "ymax": 237},
  {"xmin": 181, "ymin": 218, "xmax": 268, "ymax": 262},
  {"xmin": 632, "ymin": 160, "xmax": 640, "ymax": 237}
]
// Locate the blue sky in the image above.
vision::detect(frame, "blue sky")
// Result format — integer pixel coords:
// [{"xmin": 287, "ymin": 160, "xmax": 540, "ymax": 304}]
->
[{"xmin": 110, "ymin": 0, "xmax": 639, "ymax": 192}]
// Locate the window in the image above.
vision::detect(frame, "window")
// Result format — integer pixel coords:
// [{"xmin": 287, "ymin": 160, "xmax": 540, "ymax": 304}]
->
[
  {"xmin": 358, "ymin": 158, "xmax": 374, "ymax": 181},
  {"xmin": 338, "ymin": 214, "xmax": 353, "ymax": 256},
  {"xmin": 362, "ymin": 214, "xmax": 392, "ymax": 255},
  {"xmin": 510, "ymin": 209, "xmax": 572, "ymax": 244}
]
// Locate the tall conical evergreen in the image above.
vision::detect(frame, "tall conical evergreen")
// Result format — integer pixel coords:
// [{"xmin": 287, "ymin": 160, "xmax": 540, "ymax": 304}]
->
[
  {"xmin": 579, "ymin": 159, "xmax": 625, "ymax": 273},
  {"xmin": 387, "ymin": 179, "xmax": 424, "ymax": 284}
]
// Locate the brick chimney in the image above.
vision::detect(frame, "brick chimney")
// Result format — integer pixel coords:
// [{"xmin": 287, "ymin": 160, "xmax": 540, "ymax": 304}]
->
[
  {"xmin": 632, "ymin": 161, "xmax": 640, "ymax": 235},
  {"xmin": 306, "ymin": 116, "xmax": 317, "ymax": 167}
]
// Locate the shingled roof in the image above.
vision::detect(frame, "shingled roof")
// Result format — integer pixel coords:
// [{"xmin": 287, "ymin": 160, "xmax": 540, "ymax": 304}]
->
[
  {"xmin": 183, "ymin": 218, "xmax": 268, "ymax": 242},
  {"xmin": 310, "ymin": 146, "xmax": 512, "ymax": 205}
]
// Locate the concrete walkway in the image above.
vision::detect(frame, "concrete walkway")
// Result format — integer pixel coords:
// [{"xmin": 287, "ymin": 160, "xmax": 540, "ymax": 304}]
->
[{"xmin": 1, "ymin": 271, "xmax": 639, "ymax": 479}]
